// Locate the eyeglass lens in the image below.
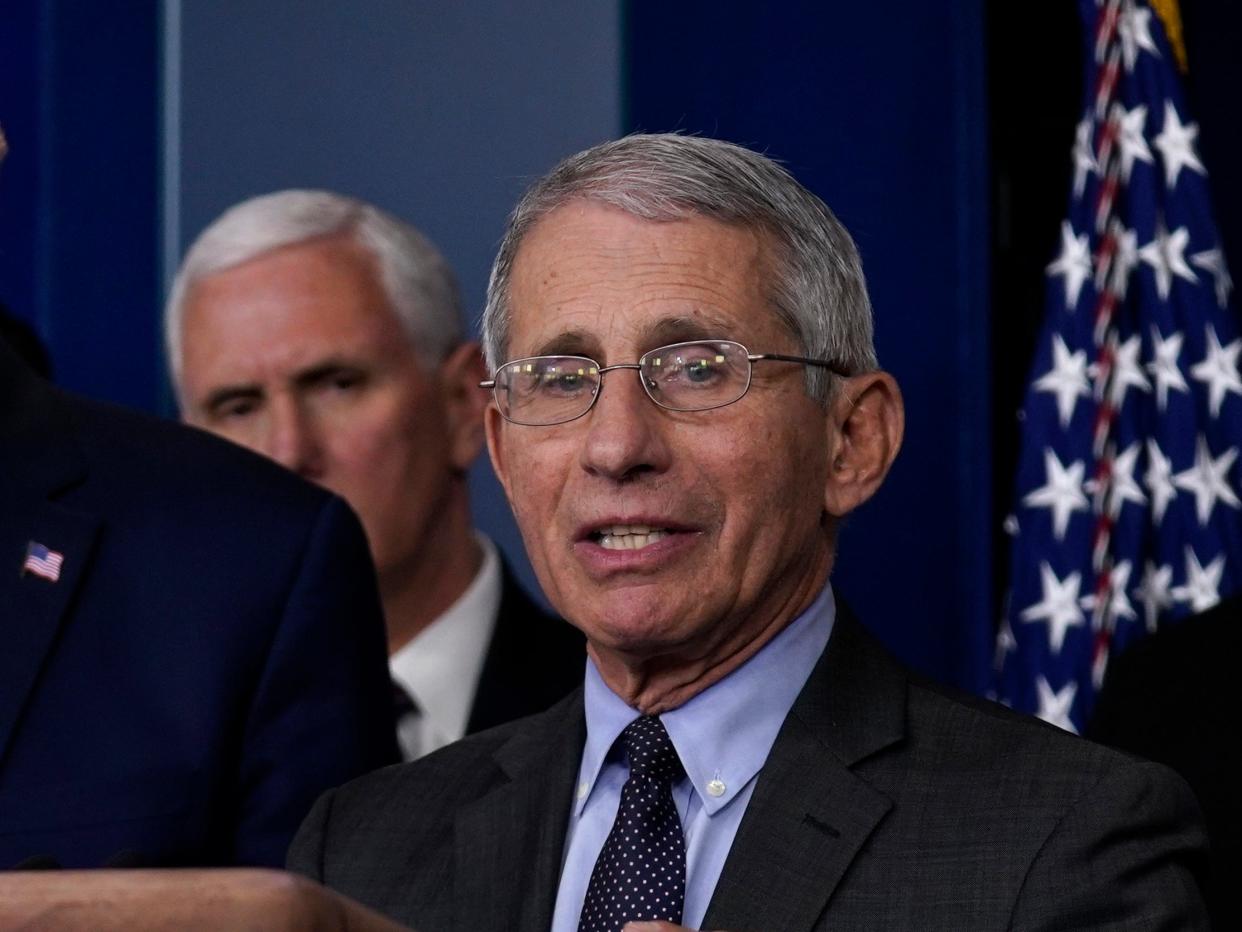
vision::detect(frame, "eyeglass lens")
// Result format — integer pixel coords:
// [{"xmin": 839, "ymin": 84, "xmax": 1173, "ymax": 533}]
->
[
  {"xmin": 496, "ymin": 357, "xmax": 601, "ymax": 426},
  {"xmin": 495, "ymin": 340, "xmax": 753, "ymax": 425},
  {"xmin": 642, "ymin": 340, "xmax": 751, "ymax": 410}
]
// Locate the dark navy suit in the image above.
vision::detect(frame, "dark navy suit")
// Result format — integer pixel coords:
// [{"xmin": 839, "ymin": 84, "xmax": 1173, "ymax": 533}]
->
[
  {"xmin": 466, "ymin": 563, "xmax": 584, "ymax": 736},
  {"xmin": 0, "ymin": 342, "xmax": 398, "ymax": 868}
]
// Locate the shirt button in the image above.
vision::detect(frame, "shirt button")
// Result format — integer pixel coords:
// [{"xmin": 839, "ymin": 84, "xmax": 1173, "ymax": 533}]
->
[
  {"xmin": 578, "ymin": 781, "xmax": 590, "ymax": 800},
  {"xmin": 706, "ymin": 778, "xmax": 726, "ymax": 798}
]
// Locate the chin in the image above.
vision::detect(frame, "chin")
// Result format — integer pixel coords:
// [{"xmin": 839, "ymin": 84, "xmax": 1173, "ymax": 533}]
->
[{"xmin": 579, "ymin": 607, "xmax": 701, "ymax": 661}]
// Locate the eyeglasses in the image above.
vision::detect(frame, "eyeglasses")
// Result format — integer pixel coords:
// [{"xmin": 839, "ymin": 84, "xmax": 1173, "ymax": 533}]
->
[{"xmin": 481, "ymin": 339, "xmax": 849, "ymax": 426}]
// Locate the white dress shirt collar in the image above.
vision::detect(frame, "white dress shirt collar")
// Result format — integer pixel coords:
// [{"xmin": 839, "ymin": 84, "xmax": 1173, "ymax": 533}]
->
[{"xmin": 389, "ymin": 533, "xmax": 502, "ymax": 757}]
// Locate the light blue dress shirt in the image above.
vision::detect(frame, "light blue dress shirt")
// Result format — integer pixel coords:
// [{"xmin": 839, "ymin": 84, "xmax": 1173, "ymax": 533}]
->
[{"xmin": 550, "ymin": 583, "xmax": 836, "ymax": 931}]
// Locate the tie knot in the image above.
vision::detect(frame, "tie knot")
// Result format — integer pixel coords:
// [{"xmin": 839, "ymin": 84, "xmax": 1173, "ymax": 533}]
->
[
  {"xmin": 392, "ymin": 679, "xmax": 420, "ymax": 718},
  {"xmin": 621, "ymin": 716, "xmax": 682, "ymax": 781}
]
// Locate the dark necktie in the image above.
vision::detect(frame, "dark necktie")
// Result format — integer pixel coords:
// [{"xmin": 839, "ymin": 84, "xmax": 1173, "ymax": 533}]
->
[
  {"xmin": 392, "ymin": 679, "xmax": 422, "ymax": 760},
  {"xmin": 578, "ymin": 715, "xmax": 686, "ymax": 932},
  {"xmin": 392, "ymin": 679, "xmax": 420, "ymax": 718}
]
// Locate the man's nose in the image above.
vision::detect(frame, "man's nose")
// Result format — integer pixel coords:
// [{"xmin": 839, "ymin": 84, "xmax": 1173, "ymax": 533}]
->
[
  {"xmin": 265, "ymin": 397, "xmax": 324, "ymax": 480},
  {"xmin": 578, "ymin": 369, "xmax": 671, "ymax": 481}
]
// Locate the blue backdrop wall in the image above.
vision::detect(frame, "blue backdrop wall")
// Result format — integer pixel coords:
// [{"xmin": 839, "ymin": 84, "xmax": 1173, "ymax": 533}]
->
[
  {"xmin": 171, "ymin": 0, "xmax": 622, "ymax": 614},
  {"xmin": 2, "ymin": 1, "xmax": 993, "ymax": 693},
  {"xmin": 624, "ymin": 2, "xmax": 992, "ymax": 691},
  {"xmin": 0, "ymin": 1, "xmax": 161, "ymax": 409}
]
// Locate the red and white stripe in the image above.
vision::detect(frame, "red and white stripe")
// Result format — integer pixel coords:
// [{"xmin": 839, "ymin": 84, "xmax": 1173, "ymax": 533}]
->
[{"xmin": 1086, "ymin": 0, "xmax": 1127, "ymax": 688}]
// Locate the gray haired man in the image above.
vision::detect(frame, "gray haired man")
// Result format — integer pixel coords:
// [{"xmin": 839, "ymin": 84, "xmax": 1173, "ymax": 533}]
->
[
  {"xmin": 167, "ymin": 191, "xmax": 583, "ymax": 761},
  {"xmin": 288, "ymin": 137, "xmax": 1208, "ymax": 931}
]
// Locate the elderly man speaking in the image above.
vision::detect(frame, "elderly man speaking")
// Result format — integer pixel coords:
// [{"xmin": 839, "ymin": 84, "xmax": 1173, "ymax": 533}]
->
[{"xmin": 289, "ymin": 135, "xmax": 1208, "ymax": 931}]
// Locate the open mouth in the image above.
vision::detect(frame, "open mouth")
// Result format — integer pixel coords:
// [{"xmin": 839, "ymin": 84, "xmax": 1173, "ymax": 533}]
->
[{"xmin": 590, "ymin": 524, "xmax": 671, "ymax": 550}]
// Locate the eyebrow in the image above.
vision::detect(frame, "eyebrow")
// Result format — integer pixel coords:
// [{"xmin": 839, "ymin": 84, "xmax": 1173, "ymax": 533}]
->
[
  {"xmin": 527, "ymin": 314, "xmax": 737, "ymax": 361},
  {"xmin": 200, "ymin": 357, "xmax": 366, "ymax": 413},
  {"xmin": 643, "ymin": 314, "xmax": 732, "ymax": 346},
  {"xmin": 530, "ymin": 329, "xmax": 598, "ymax": 358},
  {"xmin": 291, "ymin": 358, "xmax": 365, "ymax": 389}
]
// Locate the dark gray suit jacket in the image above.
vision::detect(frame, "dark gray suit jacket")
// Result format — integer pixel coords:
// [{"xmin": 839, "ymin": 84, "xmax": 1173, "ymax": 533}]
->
[{"xmin": 288, "ymin": 611, "xmax": 1210, "ymax": 931}]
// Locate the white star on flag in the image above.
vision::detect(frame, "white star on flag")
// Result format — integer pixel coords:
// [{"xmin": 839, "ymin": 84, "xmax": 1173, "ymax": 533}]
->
[
  {"xmin": 1021, "ymin": 562, "xmax": 1086, "ymax": 653},
  {"xmin": 1138, "ymin": 221, "xmax": 1198, "ymax": 300},
  {"xmin": 1117, "ymin": 103, "xmax": 1154, "ymax": 182},
  {"xmin": 1072, "ymin": 117, "xmax": 1097, "ymax": 198},
  {"xmin": 1035, "ymin": 677, "xmax": 1078, "ymax": 733},
  {"xmin": 1146, "ymin": 326, "xmax": 1188, "ymax": 411},
  {"xmin": 1023, "ymin": 448, "xmax": 1089, "ymax": 540},
  {"xmin": 1085, "ymin": 443, "xmax": 1146, "ymax": 516},
  {"xmin": 1079, "ymin": 559, "xmax": 1137, "ymax": 623},
  {"xmin": 1047, "ymin": 221, "xmax": 1092, "ymax": 310},
  {"xmin": 1034, "ymin": 335, "xmax": 1090, "ymax": 427},
  {"xmin": 1144, "ymin": 438, "xmax": 1177, "ymax": 524},
  {"xmin": 1190, "ymin": 324, "xmax": 1242, "ymax": 417},
  {"xmin": 1171, "ymin": 546, "xmax": 1225, "ymax": 612},
  {"xmin": 1153, "ymin": 101, "xmax": 1206, "ymax": 189},
  {"xmin": 1134, "ymin": 561, "xmax": 1174, "ymax": 633},
  {"xmin": 1090, "ymin": 333, "xmax": 1150, "ymax": 409},
  {"xmin": 1190, "ymin": 247, "xmax": 1234, "ymax": 309},
  {"xmin": 1172, "ymin": 435, "xmax": 1240, "ymax": 525},
  {"xmin": 1117, "ymin": 4, "xmax": 1159, "ymax": 72}
]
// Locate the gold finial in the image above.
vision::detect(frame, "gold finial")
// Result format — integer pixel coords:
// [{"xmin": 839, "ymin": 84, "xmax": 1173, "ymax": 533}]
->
[{"xmin": 1151, "ymin": 0, "xmax": 1188, "ymax": 72}]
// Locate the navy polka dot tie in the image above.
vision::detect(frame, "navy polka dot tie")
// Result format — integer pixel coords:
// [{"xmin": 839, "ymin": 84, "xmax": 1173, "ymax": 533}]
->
[{"xmin": 577, "ymin": 715, "xmax": 686, "ymax": 932}]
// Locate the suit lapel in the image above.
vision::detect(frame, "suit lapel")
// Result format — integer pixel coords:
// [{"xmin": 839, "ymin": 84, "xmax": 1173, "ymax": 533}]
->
[
  {"xmin": 0, "ymin": 355, "xmax": 99, "ymax": 768},
  {"xmin": 467, "ymin": 558, "xmax": 585, "ymax": 734},
  {"xmin": 0, "ymin": 497, "xmax": 100, "ymax": 766},
  {"xmin": 466, "ymin": 561, "xmax": 540, "ymax": 733},
  {"xmin": 453, "ymin": 691, "xmax": 585, "ymax": 932},
  {"xmin": 702, "ymin": 610, "xmax": 907, "ymax": 932}
]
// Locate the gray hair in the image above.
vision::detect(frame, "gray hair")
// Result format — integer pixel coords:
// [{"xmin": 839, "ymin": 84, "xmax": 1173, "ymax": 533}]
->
[
  {"xmin": 165, "ymin": 189, "xmax": 463, "ymax": 382},
  {"xmin": 481, "ymin": 133, "xmax": 877, "ymax": 402}
]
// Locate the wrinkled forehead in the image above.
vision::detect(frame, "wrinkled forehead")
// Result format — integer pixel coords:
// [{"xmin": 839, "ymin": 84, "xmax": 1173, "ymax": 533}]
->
[{"xmin": 505, "ymin": 203, "xmax": 792, "ymax": 359}]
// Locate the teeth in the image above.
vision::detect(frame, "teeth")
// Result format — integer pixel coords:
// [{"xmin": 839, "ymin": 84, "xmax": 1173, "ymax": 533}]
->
[{"xmin": 597, "ymin": 526, "xmax": 670, "ymax": 550}]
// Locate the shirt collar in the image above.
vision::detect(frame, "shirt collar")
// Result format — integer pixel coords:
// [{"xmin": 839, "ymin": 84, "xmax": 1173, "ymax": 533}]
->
[
  {"xmin": 389, "ymin": 533, "xmax": 502, "ymax": 747},
  {"xmin": 576, "ymin": 582, "xmax": 835, "ymax": 816}
]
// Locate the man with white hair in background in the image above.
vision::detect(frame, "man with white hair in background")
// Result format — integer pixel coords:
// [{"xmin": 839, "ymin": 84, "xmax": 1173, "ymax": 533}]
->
[{"xmin": 166, "ymin": 191, "xmax": 584, "ymax": 761}]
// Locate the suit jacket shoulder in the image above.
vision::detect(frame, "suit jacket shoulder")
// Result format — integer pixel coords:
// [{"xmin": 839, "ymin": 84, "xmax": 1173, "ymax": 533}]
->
[
  {"xmin": 290, "ymin": 688, "xmax": 585, "ymax": 931},
  {"xmin": 467, "ymin": 561, "xmax": 585, "ymax": 734},
  {"xmin": 1087, "ymin": 597, "xmax": 1241, "ymax": 931},
  {"xmin": 703, "ymin": 612, "xmax": 1210, "ymax": 931},
  {"xmin": 0, "ymin": 356, "xmax": 397, "ymax": 868}
]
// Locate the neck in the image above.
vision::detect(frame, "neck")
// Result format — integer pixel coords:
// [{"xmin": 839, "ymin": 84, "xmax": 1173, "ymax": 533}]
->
[
  {"xmin": 590, "ymin": 544, "xmax": 834, "ymax": 714},
  {"xmin": 381, "ymin": 492, "xmax": 483, "ymax": 654}
]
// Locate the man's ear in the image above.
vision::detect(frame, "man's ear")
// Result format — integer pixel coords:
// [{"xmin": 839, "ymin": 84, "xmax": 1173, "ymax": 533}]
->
[
  {"xmin": 438, "ymin": 341, "xmax": 490, "ymax": 472},
  {"xmin": 483, "ymin": 400, "xmax": 513, "ymax": 501},
  {"xmin": 822, "ymin": 371, "xmax": 904, "ymax": 517}
]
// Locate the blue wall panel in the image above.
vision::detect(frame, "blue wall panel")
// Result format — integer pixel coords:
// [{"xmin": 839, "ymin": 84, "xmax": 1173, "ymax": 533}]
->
[
  {"xmin": 0, "ymin": 2, "xmax": 161, "ymax": 409},
  {"xmin": 0, "ymin": 1, "xmax": 45, "ymax": 336},
  {"xmin": 173, "ymin": 1, "xmax": 623, "ymax": 600},
  {"xmin": 3, "ymin": 2, "xmax": 623, "ymax": 606},
  {"xmin": 625, "ymin": 1, "xmax": 993, "ymax": 691}
]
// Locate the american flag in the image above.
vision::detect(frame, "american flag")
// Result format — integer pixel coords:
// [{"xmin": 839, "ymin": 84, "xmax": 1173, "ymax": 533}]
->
[
  {"xmin": 22, "ymin": 541, "xmax": 65, "ymax": 583},
  {"xmin": 995, "ymin": 0, "xmax": 1239, "ymax": 733}
]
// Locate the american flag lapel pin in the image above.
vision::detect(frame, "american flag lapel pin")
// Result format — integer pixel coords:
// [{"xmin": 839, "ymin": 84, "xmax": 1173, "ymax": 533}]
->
[{"xmin": 21, "ymin": 541, "xmax": 65, "ymax": 583}]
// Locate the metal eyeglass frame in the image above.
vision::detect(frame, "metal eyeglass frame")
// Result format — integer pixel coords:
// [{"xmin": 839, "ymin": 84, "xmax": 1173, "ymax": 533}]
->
[{"xmin": 480, "ymin": 339, "xmax": 851, "ymax": 426}]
